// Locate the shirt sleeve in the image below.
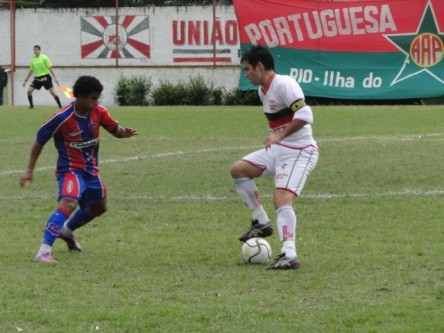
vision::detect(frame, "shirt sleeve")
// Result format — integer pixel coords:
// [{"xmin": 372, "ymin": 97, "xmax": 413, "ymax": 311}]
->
[
  {"xmin": 279, "ymin": 77, "xmax": 313, "ymax": 124},
  {"xmin": 36, "ymin": 113, "xmax": 64, "ymax": 145},
  {"xmin": 293, "ymin": 105, "xmax": 313, "ymax": 124},
  {"xmin": 278, "ymin": 76, "xmax": 305, "ymax": 106},
  {"xmin": 44, "ymin": 55, "xmax": 53, "ymax": 69},
  {"xmin": 98, "ymin": 106, "xmax": 119, "ymax": 133}
]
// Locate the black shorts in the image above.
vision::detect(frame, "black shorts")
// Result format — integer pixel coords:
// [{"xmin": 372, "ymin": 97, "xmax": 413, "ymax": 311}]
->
[{"xmin": 31, "ymin": 74, "xmax": 54, "ymax": 90}]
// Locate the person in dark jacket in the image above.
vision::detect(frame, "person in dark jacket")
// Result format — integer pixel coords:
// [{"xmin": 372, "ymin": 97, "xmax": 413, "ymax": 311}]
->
[{"xmin": 0, "ymin": 66, "xmax": 8, "ymax": 106}]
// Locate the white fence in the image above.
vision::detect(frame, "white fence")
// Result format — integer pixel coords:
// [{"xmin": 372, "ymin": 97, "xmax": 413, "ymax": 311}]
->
[{"xmin": 0, "ymin": 5, "xmax": 242, "ymax": 106}]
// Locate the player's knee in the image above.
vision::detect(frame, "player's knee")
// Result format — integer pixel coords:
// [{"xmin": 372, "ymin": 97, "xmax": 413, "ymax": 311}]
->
[
  {"xmin": 274, "ymin": 189, "xmax": 296, "ymax": 209},
  {"xmin": 59, "ymin": 197, "xmax": 78, "ymax": 213},
  {"xmin": 97, "ymin": 205, "xmax": 107, "ymax": 216},
  {"xmin": 230, "ymin": 161, "xmax": 243, "ymax": 178},
  {"xmin": 231, "ymin": 160, "xmax": 263, "ymax": 179},
  {"xmin": 90, "ymin": 202, "xmax": 107, "ymax": 217}
]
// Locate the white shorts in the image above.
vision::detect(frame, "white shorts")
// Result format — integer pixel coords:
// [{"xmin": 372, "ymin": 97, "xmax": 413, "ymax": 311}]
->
[{"xmin": 242, "ymin": 144, "xmax": 319, "ymax": 196}]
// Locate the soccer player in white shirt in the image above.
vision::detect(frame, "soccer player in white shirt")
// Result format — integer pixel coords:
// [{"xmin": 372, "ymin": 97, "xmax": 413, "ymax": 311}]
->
[{"xmin": 230, "ymin": 45, "xmax": 319, "ymax": 270}]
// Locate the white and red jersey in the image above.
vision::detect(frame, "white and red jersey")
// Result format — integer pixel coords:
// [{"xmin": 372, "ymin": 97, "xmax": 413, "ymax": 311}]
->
[{"xmin": 259, "ymin": 74, "xmax": 317, "ymax": 149}]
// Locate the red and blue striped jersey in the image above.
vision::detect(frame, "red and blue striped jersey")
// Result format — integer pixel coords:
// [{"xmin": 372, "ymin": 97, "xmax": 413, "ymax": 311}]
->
[{"xmin": 36, "ymin": 102, "xmax": 119, "ymax": 176}]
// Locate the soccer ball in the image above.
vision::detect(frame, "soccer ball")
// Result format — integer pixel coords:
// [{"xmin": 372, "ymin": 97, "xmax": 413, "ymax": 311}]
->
[{"xmin": 241, "ymin": 238, "xmax": 272, "ymax": 264}]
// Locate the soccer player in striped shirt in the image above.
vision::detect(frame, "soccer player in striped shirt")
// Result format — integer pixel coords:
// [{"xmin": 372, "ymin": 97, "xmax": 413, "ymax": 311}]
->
[
  {"xmin": 231, "ymin": 45, "xmax": 319, "ymax": 270},
  {"xmin": 19, "ymin": 75, "xmax": 138, "ymax": 264}
]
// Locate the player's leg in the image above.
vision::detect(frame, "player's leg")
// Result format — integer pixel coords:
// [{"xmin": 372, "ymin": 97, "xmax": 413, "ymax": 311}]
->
[
  {"xmin": 63, "ymin": 199, "xmax": 107, "ymax": 231},
  {"xmin": 267, "ymin": 189, "xmax": 299, "ymax": 269},
  {"xmin": 267, "ymin": 146, "xmax": 319, "ymax": 270},
  {"xmin": 48, "ymin": 87, "xmax": 62, "ymax": 108},
  {"xmin": 35, "ymin": 197, "xmax": 78, "ymax": 263},
  {"xmin": 35, "ymin": 172, "xmax": 83, "ymax": 263},
  {"xmin": 59, "ymin": 175, "xmax": 108, "ymax": 249},
  {"xmin": 230, "ymin": 149, "xmax": 274, "ymax": 241},
  {"xmin": 46, "ymin": 77, "xmax": 62, "ymax": 108},
  {"xmin": 26, "ymin": 86, "xmax": 35, "ymax": 109}
]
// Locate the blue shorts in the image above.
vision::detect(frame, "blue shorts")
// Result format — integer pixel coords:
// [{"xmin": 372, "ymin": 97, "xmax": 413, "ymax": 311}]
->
[{"xmin": 57, "ymin": 170, "xmax": 107, "ymax": 208}]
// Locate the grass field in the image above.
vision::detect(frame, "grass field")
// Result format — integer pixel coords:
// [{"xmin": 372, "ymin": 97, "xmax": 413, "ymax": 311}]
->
[{"xmin": 0, "ymin": 105, "xmax": 442, "ymax": 333}]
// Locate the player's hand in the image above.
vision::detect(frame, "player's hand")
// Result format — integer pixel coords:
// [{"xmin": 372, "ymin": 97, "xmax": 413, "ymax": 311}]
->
[
  {"xmin": 263, "ymin": 133, "xmax": 282, "ymax": 150},
  {"xmin": 122, "ymin": 127, "xmax": 138, "ymax": 138},
  {"xmin": 19, "ymin": 170, "xmax": 33, "ymax": 187}
]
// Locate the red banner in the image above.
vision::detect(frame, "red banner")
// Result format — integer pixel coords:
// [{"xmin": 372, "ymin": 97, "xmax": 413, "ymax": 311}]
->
[
  {"xmin": 234, "ymin": 0, "xmax": 444, "ymax": 99},
  {"xmin": 234, "ymin": 0, "xmax": 444, "ymax": 52}
]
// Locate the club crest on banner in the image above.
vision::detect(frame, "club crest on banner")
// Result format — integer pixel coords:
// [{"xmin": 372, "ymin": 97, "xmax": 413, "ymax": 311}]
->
[
  {"xmin": 81, "ymin": 15, "xmax": 150, "ymax": 59},
  {"xmin": 385, "ymin": 2, "xmax": 444, "ymax": 85}
]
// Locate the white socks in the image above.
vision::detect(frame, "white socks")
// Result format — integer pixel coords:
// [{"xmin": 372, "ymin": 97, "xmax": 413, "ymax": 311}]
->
[
  {"xmin": 252, "ymin": 206, "xmax": 270, "ymax": 225},
  {"xmin": 235, "ymin": 178, "xmax": 298, "ymax": 258},
  {"xmin": 276, "ymin": 205, "xmax": 297, "ymax": 258},
  {"xmin": 234, "ymin": 177, "xmax": 270, "ymax": 224},
  {"xmin": 234, "ymin": 177, "xmax": 261, "ymax": 209},
  {"xmin": 38, "ymin": 243, "xmax": 52, "ymax": 255},
  {"xmin": 282, "ymin": 241, "xmax": 297, "ymax": 258}
]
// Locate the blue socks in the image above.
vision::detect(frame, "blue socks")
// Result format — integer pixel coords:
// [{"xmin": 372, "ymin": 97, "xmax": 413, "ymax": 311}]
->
[
  {"xmin": 43, "ymin": 209, "xmax": 69, "ymax": 246},
  {"xmin": 66, "ymin": 208, "xmax": 94, "ymax": 231}
]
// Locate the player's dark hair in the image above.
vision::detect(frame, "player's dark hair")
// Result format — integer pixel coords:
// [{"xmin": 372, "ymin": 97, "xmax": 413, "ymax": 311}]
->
[
  {"xmin": 241, "ymin": 45, "xmax": 275, "ymax": 70},
  {"xmin": 33, "ymin": 45, "xmax": 41, "ymax": 50},
  {"xmin": 73, "ymin": 75, "xmax": 103, "ymax": 98}
]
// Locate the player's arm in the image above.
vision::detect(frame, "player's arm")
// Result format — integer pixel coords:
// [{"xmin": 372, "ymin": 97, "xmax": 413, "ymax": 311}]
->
[
  {"xmin": 263, "ymin": 118, "xmax": 307, "ymax": 149},
  {"xmin": 263, "ymin": 97, "xmax": 313, "ymax": 149},
  {"xmin": 49, "ymin": 67, "xmax": 60, "ymax": 86},
  {"xmin": 23, "ymin": 69, "xmax": 33, "ymax": 86},
  {"xmin": 19, "ymin": 114, "xmax": 58, "ymax": 187},
  {"xmin": 99, "ymin": 107, "xmax": 138, "ymax": 138},
  {"xmin": 19, "ymin": 142, "xmax": 44, "ymax": 187},
  {"xmin": 270, "ymin": 98, "xmax": 310, "ymax": 139},
  {"xmin": 112, "ymin": 125, "xmax": 138, "ymax": 138}
]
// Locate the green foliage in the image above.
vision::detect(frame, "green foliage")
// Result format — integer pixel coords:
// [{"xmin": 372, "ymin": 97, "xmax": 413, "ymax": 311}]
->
[
  {"xmin": 211, "ymin": 86, "xmax": 225, "ymax": 105},
  {"xmin": 21, "ymin": 0, "xmax": 227, "ymax": 8},
  {"xmin": 43, "ymin": 0, "xmax": 116, "ymax": 7},
  {"xmin": 224, "ymin": 87, "xmax": 261, "ymax": 105},
  {"xmin": 114, "ymin": 75, "xmax": 152, "ymax": 106},
  {"xmin": 186, "ymin": 75, "xmax": 212, "ymax": 105},
  {"xmin": 14, "ymin": 1, "xmax": 41, "ymax": 8},
  {"xmin": 151, "ymin": 75, "xmax": 226, "ymax": 106},
  {"xmin": 151, "ymin": 80, "xmax": 187, "ymax": 105},
  {"xmin": 1, "ymin": 105, "xmax": 443, "ymax": 332},
  {"xmin": 149, "ymin": 78, "xmax": 259, "ymax": 106}
]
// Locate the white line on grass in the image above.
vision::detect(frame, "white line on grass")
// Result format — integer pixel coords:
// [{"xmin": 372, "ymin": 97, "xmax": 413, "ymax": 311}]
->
[
  {"xmin": 1, "ymin": 189, "xmax": 443, "ymax": 201},
  {"xmin": 157, "ymin": 189, "xmax": 444, "ymax": 201},
  {"xmin": 1, "ymin": 133, "xmax": 442, "ymax": 176},
  {"xmin": 317, "ymin": 133, "xmax": 442, "ymax": 142}
]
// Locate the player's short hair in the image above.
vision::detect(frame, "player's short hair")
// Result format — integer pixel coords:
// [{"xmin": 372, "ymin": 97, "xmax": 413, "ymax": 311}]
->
[
  {"xmin": 73, "ymin": 75, "xmax": 103, "ymax": 98},
  {"xmin": 241, "ymin": 45, "xmax": 275, "ymax": 71},
  {"xmin": 33, "ymin": 45, "xmax": 41, "ymax": 50}
]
